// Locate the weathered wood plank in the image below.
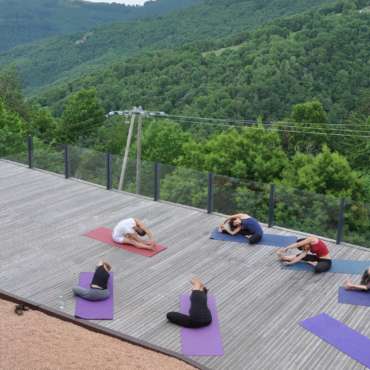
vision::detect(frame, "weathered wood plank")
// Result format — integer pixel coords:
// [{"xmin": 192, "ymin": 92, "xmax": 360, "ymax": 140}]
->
[{"xmin": 0, "ymin": 160, "xmax": 369, "ymax": 370}]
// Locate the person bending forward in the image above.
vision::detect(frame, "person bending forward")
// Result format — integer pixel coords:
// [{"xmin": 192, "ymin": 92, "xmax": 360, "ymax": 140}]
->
[
  {"xmin": 73, "ymin": 261, "xmax": 112, "ymax": 301},
  {"xmin": 276, "ymin": 236, "xmax": 332, "ymax": 273},
  {"xmin": 344, "ymin": 267, "xmax": 370, "ymax": 292},
  {"xmin": 112, "ymin": 217, "xmax": 156, "ymax": 250},
  {"xmin": 167, "ymin": 278, "xmax": 212, "ymax": 328},
  {"xmin": 219, "ymin": 213, "xmax": 263, "ymax": 244}
]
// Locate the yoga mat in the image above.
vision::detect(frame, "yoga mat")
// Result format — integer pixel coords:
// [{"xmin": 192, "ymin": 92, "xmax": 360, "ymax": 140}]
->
[
  {"xmin": 300, "ymin": 313, "xmax": 370, "ymax": 368},
  {"xmin": 338, "ymin": 287, "xmax": 370, "ymax": 307},
  {"xmin": 75, "ymin": 272, "xmax": 114, "ymax": 320},
  {"xmin": 84, "ymin": 227, "xmax": 166, "ymax": 257},
  {"xmin": 284, "ymin": 259, "xmax": 370, "ymax": 274},
  {"xmin": 210, "ymin": 228, "xmax": 296, "ymax": 247},
  {"xmin": 180, "ymin": 294, "xmax": 224, "ymax": 356}
]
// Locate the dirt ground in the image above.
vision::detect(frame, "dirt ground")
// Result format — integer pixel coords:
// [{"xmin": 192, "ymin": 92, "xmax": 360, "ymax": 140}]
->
[{"xmin": 0, "ymin": 299, "xmax": 195, "ymax": 370}]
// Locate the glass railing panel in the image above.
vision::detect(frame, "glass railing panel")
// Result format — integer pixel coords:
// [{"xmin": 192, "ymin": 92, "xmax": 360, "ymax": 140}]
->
[
  {"xmin": 111, "ymin": 155, "xmax": 155, "ymax": 197},
  {"xmin": 1, "ymin": 136, "xmax": 28, "ymax": 164},
  {"xmin": 342, "ymin": 200, "xmax": 370, "ymax": 248},
  {"xmin": 69, "ymin": 146, "xmax": 106, "ymax": 186},
  {"xmin": 159, "ymin": 163, "xmax": 208, "ymax": 209},
  {"xmin": 33, "ymin": 141, "xmax": 64, "ymax": 174},
  {"xmin": 274, "ymin": 185, "xmax": 340, "ymax": 240},
  {"xmin": 213, "ymin": 174, "xmax": 270, "ymax": 222}
]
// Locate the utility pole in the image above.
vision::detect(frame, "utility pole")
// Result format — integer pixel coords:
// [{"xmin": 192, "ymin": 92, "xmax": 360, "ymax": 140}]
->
[
  {"xmin": 136, "ymin": 113, "xmax": 143, "ymax": 194},
  {"xmin": 118, "ymin": 112, "xmax": 136, "ymax": 191},
  {"xmin": 108, "ymin": 107, "xmax": 166, "ymax": 192}
]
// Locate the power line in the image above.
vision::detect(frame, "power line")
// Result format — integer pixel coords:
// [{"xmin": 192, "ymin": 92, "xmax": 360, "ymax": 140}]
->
[
  {"xmin": 162, "ymin": 113, "xmax": 370, "ymax": 129},
  {"xmin": 147, "ymin": 114, "xmax": 370, "ymax": 138}
]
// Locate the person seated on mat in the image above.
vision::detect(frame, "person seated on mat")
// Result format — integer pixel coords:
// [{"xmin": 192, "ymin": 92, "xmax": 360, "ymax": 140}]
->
[
  {"xmin": 72, "ymin": 261, "xmax": 112, "ymax": 301},
  {"xmin": 276, "ymin": 237, "xmax": 332, "ymax": 273},
  {"xmin": 167, "ymin": 277, "xmax": 212, "ymax": 328},
  {"xmin": 219, "ymin": 213, "xmax": 263, "ymax": 244},
  {"xmin": 112, "ymin": 217, "xmax": 156, "ymax": 251},
  {"xmin": 344, "ymin": 267, "xmax": 370, "ymax": 292}
]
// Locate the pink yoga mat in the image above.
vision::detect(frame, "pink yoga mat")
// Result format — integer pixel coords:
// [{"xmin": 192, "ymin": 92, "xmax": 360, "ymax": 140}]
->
[
  {"xmin": 75, "ymin": 272, "xmax": 114, "ymax": 320},
  {"xmin": 84, "ymin": 227, "xmax": 166, "ymax": 257},
  {"xmin": 180, "ymin": 294, "xmax": 224, "ymax": 356}
]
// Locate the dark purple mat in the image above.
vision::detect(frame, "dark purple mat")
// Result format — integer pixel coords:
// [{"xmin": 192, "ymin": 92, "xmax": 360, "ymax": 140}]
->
[
  {"xmin": 74, "ymin": 272, "xmax": 114, "ymax": 320},
  {"xmin": 338, "ymin": 287, "xmax": 370, "ymax": 307},
  {"xmin": 180, "ymin": 294, "xmax": 224, "ymax": 356},
  {"xmin": 300, "ymin": 313, "xmax": 370, "ymax": 368}
]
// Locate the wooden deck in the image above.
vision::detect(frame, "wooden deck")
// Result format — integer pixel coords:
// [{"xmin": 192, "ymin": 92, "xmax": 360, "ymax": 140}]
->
[{"xmin": 1, "ymin": 160, "xmax": 369, "ymax": 370}]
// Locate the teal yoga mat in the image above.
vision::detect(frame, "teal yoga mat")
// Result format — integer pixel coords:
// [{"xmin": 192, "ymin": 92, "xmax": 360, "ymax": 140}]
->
[{"xmin": 284, "ymin": 259, "xmax": 370, "ymax": 275}]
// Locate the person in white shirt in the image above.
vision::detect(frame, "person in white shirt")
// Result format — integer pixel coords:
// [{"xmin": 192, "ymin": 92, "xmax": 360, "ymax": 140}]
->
[{"xmin": 112, "ymin": 218, "xmax": 156, "ymax": 250}]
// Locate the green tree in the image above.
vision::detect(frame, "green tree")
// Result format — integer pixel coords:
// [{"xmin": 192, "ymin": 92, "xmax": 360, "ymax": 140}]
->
[
  {"xmin": 29, "ymin": 107, "xmax": 57, "ymax": 143},
  {"xmin": 0, "ymin": 99, "xmax": 27, "ymax": 156},
  {"xmin": 291, "ymin": 100, "xmax": 327, "ymax": 124},
  {"xmin": 140, "ymin": 119, "xmax": 192, "ymax": 165},
  {"xmin": 58, "ymin": 88, "xmax": 105, "ymax": 144},
  {"xmin": 281, "ymin": 145, "xmax": 365, "ymax": 199},
  {"xmin": 179, "ymin": 126, "xmax": 288, "ymax": 183},
  {"xmin": 0, "ymin": 67, "xmax": 29, "ymax": 119}
]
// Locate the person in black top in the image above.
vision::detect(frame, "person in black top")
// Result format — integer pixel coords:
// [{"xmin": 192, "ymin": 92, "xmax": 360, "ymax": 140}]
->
[
  {"xmin": 167, "ymin": 278, "xmax": 212, "ymax": 328},
  {"xmin": 72, "ymin": 261, "xmax": 112, "ymax": 301}
]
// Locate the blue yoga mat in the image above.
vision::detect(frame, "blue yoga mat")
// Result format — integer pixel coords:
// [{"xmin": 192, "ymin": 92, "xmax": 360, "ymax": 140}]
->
[
  {"xmin": 300, "ymin": 313, "xmax": 370, "ymax": 368},
  {"xmin": 338, "ymin": 287, "xmax": 370, "ymax": 307},
  {"xmin": 284, "ymin": 259, "xmax": 370, "ymax": 274},
  {"xmin": 210, "ymin": 228, "xmax": 296, "ymax": 247}
]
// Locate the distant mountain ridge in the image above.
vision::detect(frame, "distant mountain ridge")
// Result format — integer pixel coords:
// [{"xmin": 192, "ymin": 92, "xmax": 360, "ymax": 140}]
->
[
  {"xmin": 36, "ymin": 0, "xmax": 370, "ymax": 125},
  {"xmin": 0, "ymin": 0, "xmax": 334, "ymax": 93},
  {"xmin": 0, "ymin": 0, "xmax": 200, "ymax": 52}
]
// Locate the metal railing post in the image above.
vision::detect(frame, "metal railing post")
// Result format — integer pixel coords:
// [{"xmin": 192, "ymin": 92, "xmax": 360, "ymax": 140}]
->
[
  {"xmin": 154, "ymin": 162, "xmax": 160, "ymax": 201},
  {"xmin": 268, "ymin": 184, "xmax": 276, "ymax": 227},
  {"xmin": 64, "ymin": 144, "xmax": 69, "ymax": 179},
  {"xmin": 207, "ymin": 172, "xmax": 214, "ymax": 214},
  {"xmin": 27, "ymin": 135, "xmax": 33, "ymax": 169},
  {"xmin": 106, "ymin": 153, "xmax": 112, "ymax": 190},
  {"xmin": 336, "ymin": 198, "xmax": 346, "ymax": 245}
]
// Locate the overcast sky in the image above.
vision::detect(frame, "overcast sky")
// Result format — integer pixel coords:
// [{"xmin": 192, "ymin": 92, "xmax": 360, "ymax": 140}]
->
[{"xmin": 84, "ymin": 0, "xmax": 148, "ymax": 5}]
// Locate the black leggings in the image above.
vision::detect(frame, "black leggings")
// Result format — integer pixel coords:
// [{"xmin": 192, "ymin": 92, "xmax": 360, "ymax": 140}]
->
[
  {"xmin": 239, "ymin": 230, "xmax": 262, "ymax": 244},
  {"xmin": 166, "ymin": 312, "xmax": 211, "ymax": 328},
  {"xmin": 302, "ymin": 254, "xmax": 332, "ymax": 273}
]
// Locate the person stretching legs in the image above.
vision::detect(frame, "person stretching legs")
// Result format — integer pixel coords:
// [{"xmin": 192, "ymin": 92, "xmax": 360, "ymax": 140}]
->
[{"xmin": 167, "ymin": 278, "xmax": 212, "ymax": 328}]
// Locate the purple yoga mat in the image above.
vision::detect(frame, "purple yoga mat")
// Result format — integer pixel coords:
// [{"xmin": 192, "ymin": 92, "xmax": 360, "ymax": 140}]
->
[
  {"xmin": 338, "ymin": 287, "xmax": 370, "ymax": 307},
  {"xmin": 300, "ymin": 313, "xmax": 370, "ymax": 368},
  {"xmin": 180, "ymin": 294, "xmax": 224, "ymax": 356},
  {"xmin": 74, "ymin": 272, "xmax": 114, "ymax": 320}
]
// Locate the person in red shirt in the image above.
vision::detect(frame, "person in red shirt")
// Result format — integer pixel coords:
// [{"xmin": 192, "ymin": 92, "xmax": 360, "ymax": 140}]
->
[{"xmin": 276, "ymin": 236, "xmax": 332, "ymax": 273}]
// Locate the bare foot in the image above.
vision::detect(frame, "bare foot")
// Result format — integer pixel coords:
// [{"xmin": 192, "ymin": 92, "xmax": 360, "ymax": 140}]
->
[
  {"xmin": 191, "ymin": 277, "xmax": 204, "ymax": 290},
  {"xmin": 344, "ymin": 279, "xmax": 351, "ymax": 290}
]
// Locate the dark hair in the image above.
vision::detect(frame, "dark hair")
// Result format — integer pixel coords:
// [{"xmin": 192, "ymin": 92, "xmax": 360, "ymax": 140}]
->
[
  {"xmin": 229, "ymin": 217, "xmax": 238, "ymax": 230},
  {"xmin": 103, "ymin": 262, "xmax": 112, "ymax": 272},
  {"xmin": 297, "ymin": 237, "xmax": 309, "ymax": 251},
  {"xmin": 296, "ymin": 237, "xmax": 307, "ymax": 243},
  {"xmin": 360, "ymin": 269, "xmax": 370, "ymax": 286},
  {"xmin": 203, "ymin": 287, "xmax": 208, "ymax": 294},
  {"xmin": 135, "ymin": 227, "xmax": 146, "ymax": 237}
]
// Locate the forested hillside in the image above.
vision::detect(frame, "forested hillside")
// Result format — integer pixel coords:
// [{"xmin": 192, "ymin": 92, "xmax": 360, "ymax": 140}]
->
[
  {"xmin": 0, "ymin": 0, "xmax": 199, "ymax": 52},
  {"xmin": 1, "ymin": 0, "xmax": 369, "ymax": 247},
  {"xmin": 0, "ymin": 0, "xmax": 333, "ymax": 93},
  {"xmin": 37, "ymin": 0, "xmax": 370, "ymax": 125}
]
